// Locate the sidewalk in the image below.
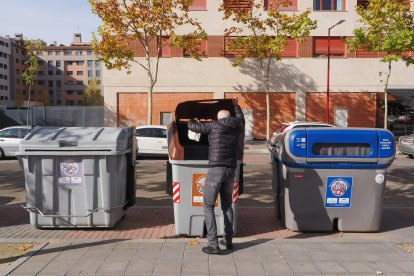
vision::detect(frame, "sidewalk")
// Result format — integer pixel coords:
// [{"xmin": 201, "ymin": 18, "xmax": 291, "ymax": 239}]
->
[{"xmin": 1, "ymin": 206, "xmax": 414, "ymax": 275}]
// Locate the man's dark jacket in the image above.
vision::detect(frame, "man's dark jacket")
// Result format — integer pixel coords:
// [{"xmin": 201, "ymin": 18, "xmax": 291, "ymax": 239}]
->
[{"xmin": 188, "ymin": 105, "xmax": 245, "ymax": 168}]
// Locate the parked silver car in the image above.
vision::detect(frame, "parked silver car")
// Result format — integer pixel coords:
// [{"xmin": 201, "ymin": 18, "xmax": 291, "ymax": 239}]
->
[
  {"xmin": 399, "ymin": 134, "xmax": 414, "ymax": 158},
  {"xmin": 0, "ymin": 126, "xmax": 31, "ymax": 159}
]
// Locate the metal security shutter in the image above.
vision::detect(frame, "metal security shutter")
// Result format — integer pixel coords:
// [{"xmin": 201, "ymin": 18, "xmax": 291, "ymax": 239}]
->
[
  {"xmin": 281, "ymin": 39, "xmax": 298, "ymax": 57},
  {"xmin": 189, "ymin": 0, "xmax": 206, "ymax": 10},
  {"xmin": 313, "ymin": 37, "xmax": 345, "ymax": 56},
  {"xmin": 265, "ymin": 0, "xmax": 298, "ymax": 10}
]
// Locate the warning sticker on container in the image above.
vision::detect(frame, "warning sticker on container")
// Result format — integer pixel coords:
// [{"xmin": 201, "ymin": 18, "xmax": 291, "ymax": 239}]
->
[
  {"xmin": 57, "ymin": 157, "xmax": 84, "ymax": 189},
  {"xmin": 191, "ymin": 173, "xmax": 218, "ymax": 207},
  {"xmin": 325, "ymin": 176, "xmax": 353, "ymax": 208}
]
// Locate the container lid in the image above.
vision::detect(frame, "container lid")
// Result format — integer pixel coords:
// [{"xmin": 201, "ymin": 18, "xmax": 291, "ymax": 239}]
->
[
  {"xmin": 18, "ymin": 127, "xmax": 131, "ymax": 155},
  {"xmin": 175, "ymin": 99, "xmax": 235, "ymax": 121}
]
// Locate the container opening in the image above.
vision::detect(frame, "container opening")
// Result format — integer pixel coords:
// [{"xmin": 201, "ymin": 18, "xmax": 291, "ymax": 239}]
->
[
  {"xmin": 176, "ymin": 122, "xmax": 209, "ymax": 160},
  {"xmin": 312, "ymin": 143, "xmax": 371, "ymax": 156}
]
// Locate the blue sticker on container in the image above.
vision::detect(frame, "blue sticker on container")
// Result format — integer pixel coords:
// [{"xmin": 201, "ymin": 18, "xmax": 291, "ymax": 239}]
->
[{"xmin": 325, "ymin": 176, "xmax": 353, "ymax": 208}]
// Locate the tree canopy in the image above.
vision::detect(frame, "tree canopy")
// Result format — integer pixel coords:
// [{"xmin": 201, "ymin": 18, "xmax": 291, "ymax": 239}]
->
[{"xmin": 347, "ymin": 0, "xmax": 414, "ymax": 128}]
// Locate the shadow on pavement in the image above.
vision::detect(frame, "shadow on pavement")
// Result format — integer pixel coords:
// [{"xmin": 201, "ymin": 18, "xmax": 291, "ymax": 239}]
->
[{"xmin": 219, "ymin": 238, "xmax": 272, "ymax": 255}]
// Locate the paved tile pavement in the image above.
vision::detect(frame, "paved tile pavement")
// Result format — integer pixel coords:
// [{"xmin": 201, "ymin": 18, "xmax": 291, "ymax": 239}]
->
[
  {"xmin": 3, "ymin": 238, "xmax": 414, "ymax": 275},
  {"xmin": 1, "ymin": 206, "xmax": 414, "ymax": 275}
]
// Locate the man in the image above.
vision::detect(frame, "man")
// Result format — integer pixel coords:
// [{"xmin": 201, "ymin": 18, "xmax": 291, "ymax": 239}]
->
[{"xmin": 188, "ymin": 97, "xmax": 245, "ymax": 254}]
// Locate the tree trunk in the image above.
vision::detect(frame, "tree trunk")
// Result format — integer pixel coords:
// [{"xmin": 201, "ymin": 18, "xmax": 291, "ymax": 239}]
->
[
  {"xmin": 27, "ymin": 83, "xmax": 32, "ymax": 127},
  {"xmin": 383, "ymin": 61, "xmax": 392, "ymax": 129},
  {"xmin": 147, "ymin": 84, "xmax": 153, "ymax": 125},
  {"xmin": 266, "ymin": 91, "xmax": 270, "ymax": 140}
]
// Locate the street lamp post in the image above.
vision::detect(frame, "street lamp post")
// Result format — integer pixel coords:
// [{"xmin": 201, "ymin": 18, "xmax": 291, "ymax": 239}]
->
[{"xmin": 326, "ymin": 19, "xmax": 345, "ymax": 124}]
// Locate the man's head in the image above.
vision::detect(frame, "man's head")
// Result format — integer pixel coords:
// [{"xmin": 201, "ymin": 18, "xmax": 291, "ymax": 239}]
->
[{"xmin": 217, "ymin": 110, "xmax": 230, "ymax": 120}]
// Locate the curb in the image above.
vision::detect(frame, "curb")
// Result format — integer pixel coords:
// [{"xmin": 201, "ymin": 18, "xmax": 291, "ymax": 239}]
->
[{"xmin": 0, "ymin": 242, "xmax": 48, "ymax": 276}]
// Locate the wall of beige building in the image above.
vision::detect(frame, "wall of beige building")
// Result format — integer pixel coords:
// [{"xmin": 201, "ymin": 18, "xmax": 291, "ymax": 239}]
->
[{"xmin": 102, "ymin": 57, "xmax": 414, "ymax": 126}]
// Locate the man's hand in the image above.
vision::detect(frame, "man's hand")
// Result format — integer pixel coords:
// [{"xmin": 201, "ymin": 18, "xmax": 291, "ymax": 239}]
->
[{"xmin": 232, "ymin": 97, "xmax": 238, "ymax": 106}]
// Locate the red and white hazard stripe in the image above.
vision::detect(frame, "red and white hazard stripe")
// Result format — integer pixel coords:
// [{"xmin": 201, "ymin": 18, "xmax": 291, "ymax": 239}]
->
[
  {"xmin": 232, "ymin": 182, "xmax": 239, "ymax": 203},
  {"xmin": 173, "ymin": 182, "xmax": 180, "ymax": 203}
]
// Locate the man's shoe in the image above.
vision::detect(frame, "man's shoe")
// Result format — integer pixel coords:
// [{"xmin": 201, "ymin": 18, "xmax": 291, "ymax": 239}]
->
[
  {"xmin": 202, "ymin": 246, "xmax": 220, "ymax": 254},
  {"xmin": 219, "ymin": 239, "xmax": 234, "ymax": 250}
]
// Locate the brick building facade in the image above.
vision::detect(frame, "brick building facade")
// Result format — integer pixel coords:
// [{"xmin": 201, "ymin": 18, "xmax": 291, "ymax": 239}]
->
[{"xmin": 102, "ymin": 0, "xmax": 414, "ymax": 139}]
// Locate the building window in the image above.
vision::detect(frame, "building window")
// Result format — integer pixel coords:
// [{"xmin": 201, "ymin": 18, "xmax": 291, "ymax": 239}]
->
[
  {"xmin": 224, "ymin": 36, "xmax": 246, "ymax": 58},
  {"xmin": 76, "ymin": 50, "xmax": 83, "ymax": 56},
  {"xmin": 313, "ymin": 37, "xmax": 346, "ymax": 57},
  {"xmin": 160, "ymin": 112, "xmax": 173, "ymax": 126},
  {"xmin": 39, "ymin": 60, "xmax": 44, "ymax": 66},
  {"xmin": 56, "ymin": 51, "xmax": 61, "ymax": 56},
  {"xmin": 48, "ymin": 80, "xmax": 53, "ymax": 87},
  {"xmin": 77, "ymin": 71, "xmax": 83, "ymax": 76},
  {"xmin": 77, "ymin": 81, "xmax": 83, "ymax": 85},
  {"xmin": 95, "ymin": 60, "xmax": 100, "ymax": 67},
  {"xmin": 48, "ymin": 70, "xmax": 53, "ymax": 76},
  {"xmin": 280, "ymin": 39, "xmax": 298, "ymax": 57},
  {"xmin": 56, "ymin": 70, "xmax": 61, "ymax": 75},
  {"xmin": 48, "ymin": 61, "xmax": 53, "ymax": 67},
  {"xmin": 48, "ymin": 51, "xmax": 53, "ymax": 56},
  {"xmin": 56, "ymin": 60, "xmax": 61, "ymax": 67},
  {"xmin": 313, "ymin": 0, "xmax": 345, "ymax": 11},
  {"xmin": 87, "ymin": 50, "xmax": 93, "ymax": 55},
  {"xmin": 39, "ymin": 80, "xmax": 45, "ymax": 85},
  {"xmin": 56, "ymin": 80, "xmax": 61, "ymax": 87},
  {"xmin": 4, "ymin": 64, "xmax": 7, "ymax": 69},
  {"xmin": 15, "ymin": 48, "xmax": 19, "ymax": 54},
  {"xmin": 88, "ymin": 70, "xmax": 93, "ymax": 77},
  {"xmin": 16, "ymin": 58, "xmax": 19, "ymax": 63},
  {"xmin": 87, "ymin": 60, "xmax": 93, "ymax": 67},
  {"xmin": 184, "ymin": 40, "xmax": 207, "ymax": 57},
  {"xmin": 4, "ymin": 75, "xmax": 7, "ymax": 80},
  {"xmin": 188, "ymin": 0, "xmax": 207, "ymax": 10},
  {"xmin": 265, "ymin": 0, "xmax": 298, "ymax": 10},
  {"xmin": 65, "ymin": 50, "xmax": 73, "ymax": 55},
  {"xmin": 67, "ymin": 90, "xmax": 74, "ymax": 95},
  {"xmin": 77, "ymin": 61, "xmax": 84, "ymax": 66},
  {"xmin": 96, "ymin": 70, "xmax": 101, "ymax": 77},
  {"xmin": 160, "ymin": 37, "xmax": 171, "ymax": 58},
  {"xmin": 67, "ymin": 61, "xmax": 73, "ymax": 65},
  {"xmin": 66, "ymin": 81, "xmax": 74, "ymax": 85},
  {"xmin": 67, "ymin": 71, "xmax": 73, "ymax": 76}
]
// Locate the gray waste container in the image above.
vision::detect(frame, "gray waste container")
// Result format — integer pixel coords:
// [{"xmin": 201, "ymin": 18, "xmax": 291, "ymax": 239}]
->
[
  {"xmin": 17, "ymin": 127, "xmax": 136, "ymax": 228},
  {"xmin": 166, "ymin": 99, "xmax": 244, "ymax": 236},
  {"xmin": 268, "ymin": 128, "xmax": 395, "ymax": 232}
]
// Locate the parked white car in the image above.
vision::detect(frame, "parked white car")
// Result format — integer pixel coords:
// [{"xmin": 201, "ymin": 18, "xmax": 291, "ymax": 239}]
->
[
  {"xmin": 136, "ymin": 125, "xmax": 168, "ymax": 156},
  {"xmin": 0, "ymin": 126, "xmax": 32, "ymax": 159},
  {"xmin": 273, "ymin": 121, "xmax": 334, "ymax": 136}
]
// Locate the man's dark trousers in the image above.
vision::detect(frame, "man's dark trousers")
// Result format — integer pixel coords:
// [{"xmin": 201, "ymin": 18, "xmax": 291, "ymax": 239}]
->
[{"xmin": 203, "ymin": 166, "xmax": 235, "ymax": 247}]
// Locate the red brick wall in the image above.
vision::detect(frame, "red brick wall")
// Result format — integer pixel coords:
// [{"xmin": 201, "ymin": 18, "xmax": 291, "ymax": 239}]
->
[
  {"xmin": 306, "ymin": 92, "xmax": 377, "ymax": 127},
  {"xmin": 298, "ymin": 37, "xmax": 313, "ymax": 58},
  {"xmin": 117, "ymin": 92, "xmax": 214, "ymax": 126},
  {"xmin": 225, "ymin": 92, "xmax": 296, "ymax": 139},
  {"xmin": 208, "ymin": 36, "xmax": 225, "ymax": 57}
]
